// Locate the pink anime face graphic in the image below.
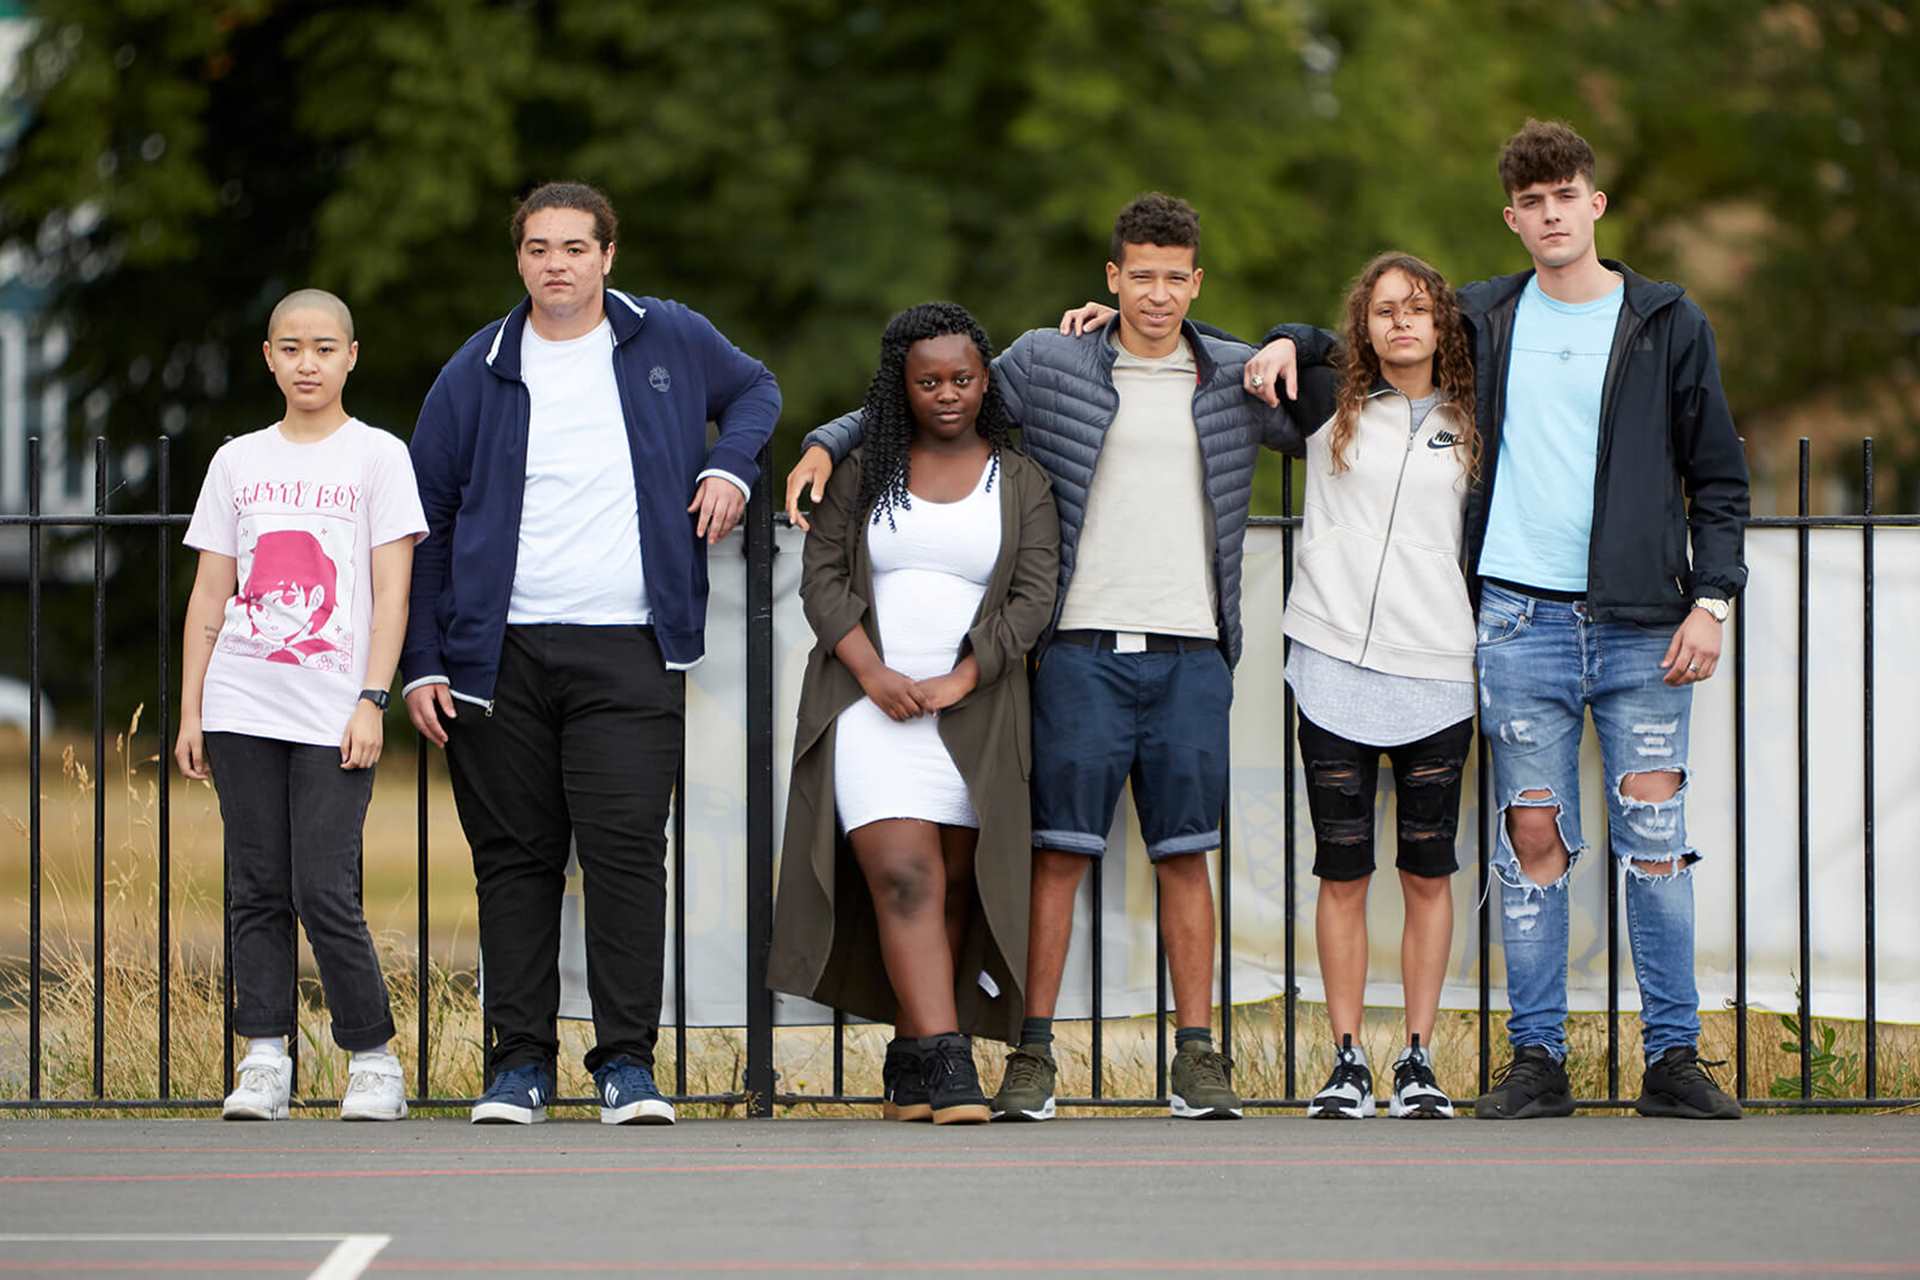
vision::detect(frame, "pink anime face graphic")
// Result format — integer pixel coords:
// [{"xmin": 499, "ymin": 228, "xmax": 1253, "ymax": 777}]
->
[{"xmin": 241, "ymin": 529, "xmax": 339, "ymax": 655}]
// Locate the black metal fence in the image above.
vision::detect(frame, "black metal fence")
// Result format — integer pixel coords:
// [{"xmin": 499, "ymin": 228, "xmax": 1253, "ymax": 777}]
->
[{"xmin": 2, "ymin": 435, "xmax": 1913, "ymax": 1114}]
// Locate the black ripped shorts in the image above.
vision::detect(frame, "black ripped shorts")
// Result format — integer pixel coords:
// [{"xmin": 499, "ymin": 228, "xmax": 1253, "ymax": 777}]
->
[{"xmin": 1297, "ymin": 711, "xmax": 1475, "ymax": 881}]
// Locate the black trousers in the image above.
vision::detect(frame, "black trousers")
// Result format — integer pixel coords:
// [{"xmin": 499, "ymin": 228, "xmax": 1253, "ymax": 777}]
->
[
  {"xmin": 204, "ymin": 731, "xmax": 395, "ymax": 1052},
  {"xmin": 1297, "ymin": 711, "xmax": 1475, "ymax": 882},
  {"xmin": 445, "ymin": 625, "xmax": 683, "ymax": 1075}
]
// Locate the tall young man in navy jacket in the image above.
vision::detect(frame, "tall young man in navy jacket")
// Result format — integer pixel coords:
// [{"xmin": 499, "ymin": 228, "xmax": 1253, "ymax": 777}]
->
[
  {"xmin": 1235, "ymin": 121, "xmax": 1749, "ymax": 1121},
  {"xmin": 402, "ymin": 182, "xmax": 779, "ymax": 1126}
]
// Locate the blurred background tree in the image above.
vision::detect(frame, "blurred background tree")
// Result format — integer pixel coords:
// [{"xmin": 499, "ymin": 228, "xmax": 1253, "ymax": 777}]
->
[{"xmin": 2, "ymin": 0, "xmax": 1915, "ymax": 712}]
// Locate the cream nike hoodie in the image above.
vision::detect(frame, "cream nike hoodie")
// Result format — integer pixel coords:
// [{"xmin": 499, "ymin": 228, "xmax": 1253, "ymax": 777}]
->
[{"xmin": 1284, "ymin": 386, "xmax": 1475, "ymax": 682}]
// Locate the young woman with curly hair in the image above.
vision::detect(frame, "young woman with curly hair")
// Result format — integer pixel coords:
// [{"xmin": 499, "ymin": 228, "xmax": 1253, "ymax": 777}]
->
[
  {"xmin": 1281, "ymin": 252, "xmax": 1481, "ymax": 1121},
  {"xmin": 769, "ymin": 302, "xmax": 1060, "ymax": 1124}
]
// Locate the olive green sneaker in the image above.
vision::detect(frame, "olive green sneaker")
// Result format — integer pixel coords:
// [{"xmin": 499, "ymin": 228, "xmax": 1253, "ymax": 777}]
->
[
  {"xmin": 1169, "ymin": 1042, "xmax": 1242, "ymax": 1119},
  {"xmin": 990, "ymin": 1044, "xmax": 1057, "ymax": 1121}
]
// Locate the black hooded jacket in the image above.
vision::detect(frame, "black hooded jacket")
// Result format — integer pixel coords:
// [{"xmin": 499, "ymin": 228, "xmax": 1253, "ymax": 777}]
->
[{"xmin": 1268, "ymin": 259, "xmax": 1749, "ymax": 625}]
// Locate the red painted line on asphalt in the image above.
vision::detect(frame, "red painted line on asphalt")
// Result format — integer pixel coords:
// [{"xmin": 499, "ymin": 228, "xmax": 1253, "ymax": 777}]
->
[
  {"xmin": 0, "ymin": 1264, "xmax": 313, "ymax": 1273},
  {"xmin": 358, "ymin": 1260, "xmax": 1920, "ymax": 1275},
  {"xmin": 4, "ymin": 1152, "xmax": 1920, "ymax": 1186},
  {"xmin": 1, "ymin": 1259, "xmax": 1915, "ymax": 1277}
]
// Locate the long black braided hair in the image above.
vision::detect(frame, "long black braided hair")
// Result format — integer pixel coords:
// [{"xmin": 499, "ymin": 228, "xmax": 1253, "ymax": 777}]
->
[{"xmin": 856, "ymin": 301, "xmax": 1017, "ymax": 530}]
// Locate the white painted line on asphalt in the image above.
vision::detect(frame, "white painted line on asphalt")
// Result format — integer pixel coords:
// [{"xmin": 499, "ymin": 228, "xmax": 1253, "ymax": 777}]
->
[
  {"xmin": 0, "ymin": 1233, "xmax": 392, "ymax": 1279},
  {"xmin": 0, "ymin": 1234, "xmax": 362, "ymax": 1242},
  {"xmin": 309, "ymin": 1234, "xmax": 393, "ymax": 1280}
]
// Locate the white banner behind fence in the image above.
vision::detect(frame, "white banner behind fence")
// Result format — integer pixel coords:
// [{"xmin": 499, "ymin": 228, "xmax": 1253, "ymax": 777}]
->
[{"xmin": 557, "ymin": 524, "xmax": 1919, "ymax": 1027}]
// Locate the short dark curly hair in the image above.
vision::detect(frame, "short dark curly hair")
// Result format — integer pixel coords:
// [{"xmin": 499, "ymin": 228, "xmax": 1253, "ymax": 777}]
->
[
  {"xmin": 1110, "ymin": 192, "xmax": 1200, "ymax": 268},
  {"xmin": 1498, "ymin": 120, "xmax": 1597, "ymax": 197},
  {"xmin": 511, "ymin": 181, "xmax": 618, "ymax": 250}
]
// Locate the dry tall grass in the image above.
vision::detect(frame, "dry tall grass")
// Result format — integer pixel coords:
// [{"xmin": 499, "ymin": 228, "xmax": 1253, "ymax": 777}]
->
[{"xmin": 4, "ymin": 713, "xmax": 1915, "ymax": 1117}]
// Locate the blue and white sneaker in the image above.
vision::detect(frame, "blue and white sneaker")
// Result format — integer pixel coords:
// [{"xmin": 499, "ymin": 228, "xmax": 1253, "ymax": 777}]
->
[
  {"xmin": 470, "ymin": 1063, "xmax": 552, "ymax": 1125},
  {"xmin": 593, "ymin": 1055, "xmax": 675, "ymax": 1126}
]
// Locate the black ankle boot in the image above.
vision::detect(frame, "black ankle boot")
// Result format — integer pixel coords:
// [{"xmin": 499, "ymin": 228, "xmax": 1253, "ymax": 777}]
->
[
  {"xmin": 918, "ymin": 1033, "xmax": 990, "ymax": 1125},
  {"xmin": 881, "ymin": 1036, "xmax": 931, "ymax": 1122}
]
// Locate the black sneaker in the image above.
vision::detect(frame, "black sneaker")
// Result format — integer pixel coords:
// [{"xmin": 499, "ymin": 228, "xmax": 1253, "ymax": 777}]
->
[
  {"xmin": 1390, "ymin": 1034, "xmax": 1454, "ymax": 1119},
  {"xmin": 1636, "ymin": 1046, "xmax": 1743, "ymax": 1120},
  {"xmin": 1473, "ymin": 1044, "xmax": 1575, "ymax": 1120},
  {"xmin": 1307, "ymin": 1035, "xmax": 1374, "ymax": 1119},
  {"xmin": 921, "ymin": 1033, "xmax": 990, "ymax": 1125},
  {"xmin": 881, "ymin": 1036, "xmax": 931, "ymax": 1122}
]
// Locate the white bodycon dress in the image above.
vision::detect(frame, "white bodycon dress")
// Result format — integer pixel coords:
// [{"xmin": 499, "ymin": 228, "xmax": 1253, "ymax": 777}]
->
[{"xmin": 833, "ymin": 456, "xmax": 1003, "ymax": 832}]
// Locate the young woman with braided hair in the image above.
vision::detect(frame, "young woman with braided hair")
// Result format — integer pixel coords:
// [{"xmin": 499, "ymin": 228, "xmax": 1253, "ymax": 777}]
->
[{"xmin": 769, "ymin": 302, "xmax": 1060, "ymax": 1124}]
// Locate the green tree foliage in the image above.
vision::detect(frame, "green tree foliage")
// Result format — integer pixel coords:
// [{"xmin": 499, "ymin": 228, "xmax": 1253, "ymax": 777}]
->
[{"xmin": 3, "ymin": 1, "xmax": 1916, "ymax": 707}]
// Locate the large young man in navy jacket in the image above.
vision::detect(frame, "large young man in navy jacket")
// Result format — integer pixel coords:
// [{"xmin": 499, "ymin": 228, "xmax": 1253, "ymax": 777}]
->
[
  {"xmin": 402, "ymin": 182, "xmax": 780, "ymax": 1126},
  {"xmin": 1234, "ymin": 121, "xmax": 1750, "ymax": 1121}
]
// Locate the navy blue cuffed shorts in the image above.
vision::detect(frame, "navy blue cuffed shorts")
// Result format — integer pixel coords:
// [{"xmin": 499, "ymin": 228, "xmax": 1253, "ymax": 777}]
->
[{"xmin": 1030, "ymin": 635, "xmax": 1232, "ymax": 860}]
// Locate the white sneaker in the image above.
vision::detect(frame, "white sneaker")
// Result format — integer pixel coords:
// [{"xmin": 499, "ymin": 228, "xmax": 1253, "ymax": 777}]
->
[
  {"xmin": 223, "ymin": 1048, "xmax": 293, "ymax": 1121},
  {"xmin": 341, "ymin": 1054, "xmax": 409, "ymax": 1121}
]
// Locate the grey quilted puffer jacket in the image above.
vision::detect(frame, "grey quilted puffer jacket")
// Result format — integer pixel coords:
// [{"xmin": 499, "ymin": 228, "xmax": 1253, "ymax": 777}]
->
[{"xmin": 802, "ymin": 320, "xmax": 1303, "ymax": 667}]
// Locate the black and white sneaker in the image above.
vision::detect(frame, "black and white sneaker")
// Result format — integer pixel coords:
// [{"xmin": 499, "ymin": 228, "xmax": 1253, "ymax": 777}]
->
[
  {"xmin": 1307, "ymin": 1035, "xmax": 1375, "ymax": 1119},
  {"xmin": 1389, "ymin": 1035, "xmax": 1454, "ymax": 1119}
]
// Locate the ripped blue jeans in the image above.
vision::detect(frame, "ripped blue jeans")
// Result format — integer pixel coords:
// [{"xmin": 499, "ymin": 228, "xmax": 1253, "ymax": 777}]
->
[{"xmin": 1476, "ymin": 583, "xmax": 1701, "ymax": 1061}]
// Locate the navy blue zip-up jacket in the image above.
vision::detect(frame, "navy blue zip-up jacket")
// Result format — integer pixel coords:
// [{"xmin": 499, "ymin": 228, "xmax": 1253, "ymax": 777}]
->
[{"xmin": 400, "ymin": 289, "xmax": 780, "ymax": 702}]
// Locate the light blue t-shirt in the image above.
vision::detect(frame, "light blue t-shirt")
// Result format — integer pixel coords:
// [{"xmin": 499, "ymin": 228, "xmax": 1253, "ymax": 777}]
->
[{"xmin": 1476, "ymin": 275, "xmax": 1625, "ymax": 593}]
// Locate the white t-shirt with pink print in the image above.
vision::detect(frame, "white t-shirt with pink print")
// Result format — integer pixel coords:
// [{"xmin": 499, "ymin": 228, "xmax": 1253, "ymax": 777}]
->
[{"xmin": 185, "ymin": 419, "xmax": 428, "ymax": 748}]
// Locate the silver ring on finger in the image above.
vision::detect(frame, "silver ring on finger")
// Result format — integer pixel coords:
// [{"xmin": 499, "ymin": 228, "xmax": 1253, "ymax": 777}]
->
[{"xmin": 1250, "ymin": 373, "xmax": 1265, "ymax": 388}]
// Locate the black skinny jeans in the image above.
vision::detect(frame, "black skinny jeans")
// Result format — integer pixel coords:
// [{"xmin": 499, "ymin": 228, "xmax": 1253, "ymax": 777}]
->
[
  {"xmin": 444, "ymin": 625, "xmax": 683, "ymax": 1077},
  {"xmin": 205, "ymin": 731, "xmax": 395, "ymax": 1052}
]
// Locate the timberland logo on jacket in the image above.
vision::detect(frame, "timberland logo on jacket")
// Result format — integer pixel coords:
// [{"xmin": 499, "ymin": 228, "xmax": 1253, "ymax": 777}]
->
[{"xmin": 649, "ymin": 366, "xmax": 672, "ymax": 393}]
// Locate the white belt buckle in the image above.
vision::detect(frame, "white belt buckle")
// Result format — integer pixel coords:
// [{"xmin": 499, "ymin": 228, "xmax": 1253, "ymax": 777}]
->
[{"xmin": 1113, "ymin": 631, "xmax": 1148, "ymax": 654}]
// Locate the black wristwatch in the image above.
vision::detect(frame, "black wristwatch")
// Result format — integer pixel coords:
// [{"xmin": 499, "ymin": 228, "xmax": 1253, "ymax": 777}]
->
[{"xmin": 358, "ymin": 688, "xmax": 391, "ymax": 711}]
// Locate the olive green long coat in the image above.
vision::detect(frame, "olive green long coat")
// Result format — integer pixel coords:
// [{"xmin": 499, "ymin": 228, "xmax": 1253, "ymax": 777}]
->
[{"xmin": 767, "ymin": 447, "xmax": 1060, "ymax": 1043}]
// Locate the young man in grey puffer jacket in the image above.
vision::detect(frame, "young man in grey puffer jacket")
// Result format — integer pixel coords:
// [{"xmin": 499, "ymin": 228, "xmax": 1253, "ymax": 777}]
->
[{"xmin": 784, "ymin": 193, "xmax": 1303, "ymax": 1122}]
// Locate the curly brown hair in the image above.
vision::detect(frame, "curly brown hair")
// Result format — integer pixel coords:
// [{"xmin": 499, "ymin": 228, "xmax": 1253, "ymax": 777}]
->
[
  {"xmin": 1327, "ymin": 252, "xmax": 1479, "ymax": 481},
  {"xmin": 511, "ymin": 181, "xmax": 618, "ymax": 250},
  {"xmin": 1498, "ymin": 119, "xmax": 1597, "ymax": 196},
  {"xmin": 1110, "ymin": 192, "xmax": 1200, "ymax": 268}
]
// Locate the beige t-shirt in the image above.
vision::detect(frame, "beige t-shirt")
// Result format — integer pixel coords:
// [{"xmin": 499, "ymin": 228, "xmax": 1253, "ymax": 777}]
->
[{"xmin": 1056, "ymin": 336, "xmax": 1218, "ymax": 639}]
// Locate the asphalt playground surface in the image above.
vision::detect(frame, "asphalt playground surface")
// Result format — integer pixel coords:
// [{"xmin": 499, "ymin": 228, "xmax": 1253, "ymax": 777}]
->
[{"xmin": 2, "ymin": 1114, "xmax": 1917, "ymax": 1278}]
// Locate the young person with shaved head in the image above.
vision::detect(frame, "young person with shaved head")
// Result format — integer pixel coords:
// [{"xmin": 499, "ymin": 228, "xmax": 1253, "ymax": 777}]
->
[{"xmin": 177, "ymin": 288, "xmax": 427, "ymax": 1121}]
